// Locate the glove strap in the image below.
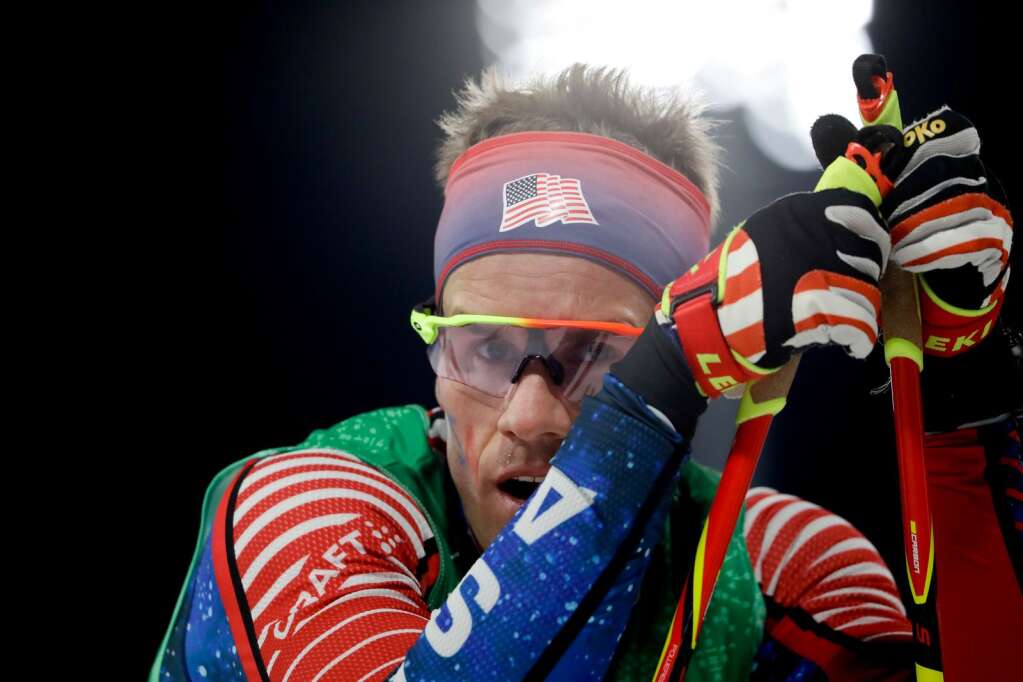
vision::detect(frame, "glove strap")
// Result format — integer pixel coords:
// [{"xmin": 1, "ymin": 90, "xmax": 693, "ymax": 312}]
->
[
  {"xmin": 664, "ymin": 245, "xmax": 762, "ymax": 398},
  {"xmin": 920, "ymin": 267, "xmax": 1009, "ymax": 357}
]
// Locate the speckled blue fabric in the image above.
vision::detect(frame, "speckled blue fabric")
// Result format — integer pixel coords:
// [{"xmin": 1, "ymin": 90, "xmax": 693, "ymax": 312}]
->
[
  {"xmin": 750, "ymin": 638, "xmax": 824, "ymax": 681},
  {"xmin": 395, "ymin": 373, "xmax": 685, "ymax": 680},
  {"xmin": 174, "ymin": 536, "xmax": 247, "ymax": 681},
  {"xmin": 546, "ymin": 467, "xmax": 680, "ymax": 680}
]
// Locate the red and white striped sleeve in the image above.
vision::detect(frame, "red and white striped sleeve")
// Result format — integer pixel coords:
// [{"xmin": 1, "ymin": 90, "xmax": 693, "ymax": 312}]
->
[
  {"xmin": 229, "ymin": 449, "xmax": 440, "ymax": 681},
  {"xmin": 743, "ymin": 487, "xmax": 912, "ymax": 644}
]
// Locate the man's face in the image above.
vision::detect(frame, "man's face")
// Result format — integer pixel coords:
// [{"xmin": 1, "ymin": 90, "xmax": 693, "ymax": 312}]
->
[{"xmin": 436, "ymin": 252, "xmax": 654, "ymax": 548}]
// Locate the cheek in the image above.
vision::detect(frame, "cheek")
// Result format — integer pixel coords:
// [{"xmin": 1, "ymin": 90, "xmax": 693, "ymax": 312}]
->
[
  {"xmin": 446, "ymin": 413, "xmax": 473, "ymax": 474},
  {"xmin": 436, "ymin": 379, "xmax": 495, "ymax": 480}
]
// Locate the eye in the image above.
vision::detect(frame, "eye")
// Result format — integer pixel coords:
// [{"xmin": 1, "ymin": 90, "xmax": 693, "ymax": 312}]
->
[
  {"xmin": 473, "ymin": 337, "xmax": 516, "ymax": 363},
  {"xmin": 564, "ymin": 339, "xmax": 622, "ymax": 366},
  {"xmin": 586, "ymin": 340, "xmax": 621, "ymax": 362},
  {"xmin": 583, "ymin": 342, "xmax": 610, "ymax": 362}
]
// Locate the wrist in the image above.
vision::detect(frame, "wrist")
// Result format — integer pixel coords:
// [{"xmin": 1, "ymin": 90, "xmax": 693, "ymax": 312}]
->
[
  {"xmin": 921, "ymin": 318, "xmax": 1023, "ymax": 432},
  {"xmin": 660, "ymin": 235, "xmax": 773, "ymax": 399},
  {"xmin": 609, "ymin": 315, "xmax": 707, "ymax": 440},
  {"xmin": 919, "ymin": 267, "xmax": 1009, "ymax": 357}
]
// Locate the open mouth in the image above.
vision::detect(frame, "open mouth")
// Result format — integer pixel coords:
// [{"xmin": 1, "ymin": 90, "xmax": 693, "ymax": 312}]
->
[{"xmin": 497, "ymin": 475, "xmax": 544, "ymax": 502}]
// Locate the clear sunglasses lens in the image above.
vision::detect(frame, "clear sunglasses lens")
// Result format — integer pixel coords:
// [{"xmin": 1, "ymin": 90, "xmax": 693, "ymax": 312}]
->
[{"xmin": 427, "ymin": 325, "xmax": 638, "ymax": 401}]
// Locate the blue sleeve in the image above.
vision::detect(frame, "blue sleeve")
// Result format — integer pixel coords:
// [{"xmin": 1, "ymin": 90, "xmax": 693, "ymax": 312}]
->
[
  {"xmin": 544, "ymin": 462, "xmax": 680, "ymax": 680},
  {"xmin": 394, "ymin": 373, "xmax": 688, "ymax": 680}
]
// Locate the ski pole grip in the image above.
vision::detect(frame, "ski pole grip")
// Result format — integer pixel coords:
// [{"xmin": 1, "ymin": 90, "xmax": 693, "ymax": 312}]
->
[
  {"xmin": 737, "ymin": 53, "xmax": 904, "ymax": 420},
  {"xmin": 744, "ymin": 257, "xmax": 917, "ymax": 409},
  {"xmin": 881, "ymin": 267, "xmax": 923, "ymax": 366},
  {"xmin": 749, "ymin": 355, "xmax": 800, "ymax": 403}
]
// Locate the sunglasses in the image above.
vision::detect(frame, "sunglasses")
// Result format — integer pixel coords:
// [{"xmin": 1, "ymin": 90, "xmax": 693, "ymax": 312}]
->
[{"xmin": 411, "ymin": 297, "xmax": 644, "ymax": 403}]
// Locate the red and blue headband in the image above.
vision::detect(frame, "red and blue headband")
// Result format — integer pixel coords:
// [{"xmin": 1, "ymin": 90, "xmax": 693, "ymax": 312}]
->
[{"xmin": 433, "ymin": 131, "xmax": 712, "ymax": 311}]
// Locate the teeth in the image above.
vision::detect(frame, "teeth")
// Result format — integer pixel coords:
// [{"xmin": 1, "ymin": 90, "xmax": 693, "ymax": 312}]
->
[{"xmin": 512, "ymin": 475, "xmax": 545, "ymax": 483}]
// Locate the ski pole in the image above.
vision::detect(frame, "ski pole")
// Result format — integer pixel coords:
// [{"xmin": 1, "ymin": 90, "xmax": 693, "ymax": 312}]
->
[
  {"xmin": 652, "ymin": 362, "xmax": 797, "ymax": 682},
  {"xmin": 852, "ymin": 53, "xmax": 943, "ymax": 681},
  {"xmin": 653, "ymin": 54, "xmax": 925, "ymax": 682},
  {"xmin": 653, "ymin": 124, "xmax": 875, "ymax": 682}
]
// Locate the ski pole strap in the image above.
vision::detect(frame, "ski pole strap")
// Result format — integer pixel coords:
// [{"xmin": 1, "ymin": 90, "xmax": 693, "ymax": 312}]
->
[
  {"xmin": 662, "ymin": 244, "xmax": 770, "ymax": 399},
  {"xmin": 919, "ymin": 270, "xmax": 1008, "ymax": 357}
]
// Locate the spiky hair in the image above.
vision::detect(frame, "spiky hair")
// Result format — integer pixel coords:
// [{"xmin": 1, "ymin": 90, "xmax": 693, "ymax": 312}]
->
[{"xmin": 434, "ymin": 63, "xmax": 723, "ymax": 225}]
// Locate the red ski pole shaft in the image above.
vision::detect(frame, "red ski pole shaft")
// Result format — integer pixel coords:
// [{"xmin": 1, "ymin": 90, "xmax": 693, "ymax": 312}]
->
[
  {"xmin": 883, "ymin": 273, "xmax": 943, "ymax": 680},
  {"xmin": 653, "ymin": 360, "xmax": 798, "ymax": 682},
  {"xmin": 853, "ymin": 53, "xmax": 943, "ymax": 680},
  {"xmin": 655, "ymin": 113, "xmax": 895, "ymax": 682},
  {"xmin": 655, "ymin": 55, "xmax": 933, "ymax": 682}
]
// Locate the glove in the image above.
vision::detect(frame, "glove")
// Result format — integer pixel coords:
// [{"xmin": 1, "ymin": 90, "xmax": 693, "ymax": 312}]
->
[
  {"xmin": 880, "ymin": 106, "xmax": 1014, "ymax": 357},
  {"xmin": 883, "ymin": 107, "xmax": 1012, "ymax": 289},
  {"xmin": 809, "ymin": 106, "xmax": 1021, "ymax": 431},
  {"xmin": 668, "ymin": 156, "xmax": 891, "ymax": 397},
  {"xmin": 611, "ymin": 145, "xmax": 891, "ymax": 426}
]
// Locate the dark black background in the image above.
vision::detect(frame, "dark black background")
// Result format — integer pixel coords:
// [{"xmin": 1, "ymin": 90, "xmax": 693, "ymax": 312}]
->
[{"xmin": 106, "ymin": 1, "xmax": 1020, "ymax": 675}]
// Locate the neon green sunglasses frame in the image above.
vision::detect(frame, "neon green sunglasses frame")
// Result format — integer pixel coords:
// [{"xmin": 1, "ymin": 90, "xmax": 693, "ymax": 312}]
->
[{"xmin": 410, "ymin": 297, "xmax": 645, "ymax": 344}]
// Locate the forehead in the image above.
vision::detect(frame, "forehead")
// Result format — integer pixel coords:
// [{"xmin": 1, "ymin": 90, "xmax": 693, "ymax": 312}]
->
[{"xmin": 441, "ymin": 253, "xmax": 655, "ymax": 326}]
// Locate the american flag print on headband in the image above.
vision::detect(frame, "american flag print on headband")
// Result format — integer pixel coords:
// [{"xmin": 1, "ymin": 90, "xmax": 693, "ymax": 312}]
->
[{"xmin": 500, "ymin": 173, "xmax": 598, "ymax": 231}]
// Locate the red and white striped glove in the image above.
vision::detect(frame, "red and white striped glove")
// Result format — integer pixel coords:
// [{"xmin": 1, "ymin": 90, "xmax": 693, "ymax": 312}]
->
[
  {"xmin": 659, "ymin": 153, "xmax": 890, "ymax": 398},
  {"xmin": 880, "ymin": 106, "xmax": 1013, "ymax": 357}
]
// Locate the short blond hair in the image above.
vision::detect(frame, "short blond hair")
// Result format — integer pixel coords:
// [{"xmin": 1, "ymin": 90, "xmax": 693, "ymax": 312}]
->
[{"xmin": 434, "ymin": 63, "xmax": 723, "ymax": 225}]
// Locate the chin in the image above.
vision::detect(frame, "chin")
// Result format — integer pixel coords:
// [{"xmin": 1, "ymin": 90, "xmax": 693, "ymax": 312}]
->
[{"xmin": 472, "ymin": 488, "xmax": 529, "ymax": 549}]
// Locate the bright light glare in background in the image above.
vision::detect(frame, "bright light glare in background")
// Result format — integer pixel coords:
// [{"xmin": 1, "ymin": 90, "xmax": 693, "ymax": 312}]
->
[
  {"xmin": 476, "ymin": 0, "xmax": 875, "ymax": 468},
  {"xmin": 476, "ymin": 0, "xmax": 875, "ymax": 170}
]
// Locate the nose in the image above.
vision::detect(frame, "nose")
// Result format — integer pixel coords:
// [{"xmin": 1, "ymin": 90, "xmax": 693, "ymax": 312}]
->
[{"xmin": 496, "ymin": 358, "xmax": 574, "ymax": 444}]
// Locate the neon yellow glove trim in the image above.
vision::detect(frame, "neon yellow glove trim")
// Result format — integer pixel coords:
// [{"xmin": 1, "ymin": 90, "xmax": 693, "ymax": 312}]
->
[
  {"xmin": 730, "ymin": 349, "xmax": 775, "ymax": 377},
  {"xmin": 716, "ymin": 224, "xmax": 744, "ymax": 304},
  {"xmin": 661, "ymin": 282, "xmax": 672, "ymax": 318},
  {"xmin": 814, "ymin": 156, "xmax": 883, "ymax": 207},
  {"xmin": 919, "ymin": 272, "xmax": 999, "ymax": 318}
]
